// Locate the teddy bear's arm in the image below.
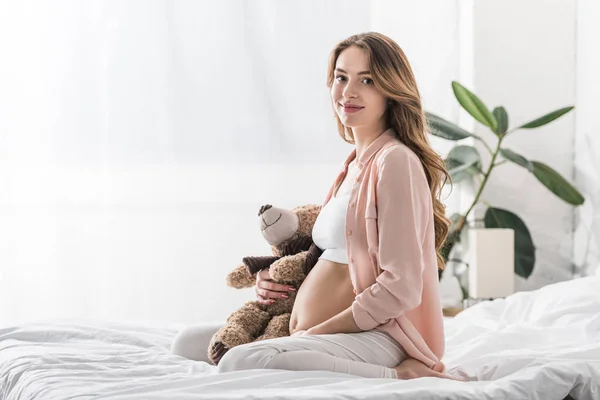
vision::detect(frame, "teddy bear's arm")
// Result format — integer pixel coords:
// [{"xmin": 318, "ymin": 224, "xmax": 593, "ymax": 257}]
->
[
  {"xmin": 268, "ymin": 243, "xmax": 323, "ymax": 283},
  {"xmin": 304, "ymin": 243, "xmax": 323, "ymax": 275},
  {"xmin": 225, "ymin": 255, "xmax": 282, "ymax": 289},
  {"xmin": 243, "ymin": 255, "xmax": 280, "ymax": 276},
  {"xmin": 225, "ymin": 264, "xmax": 257, "ymax": 289}
]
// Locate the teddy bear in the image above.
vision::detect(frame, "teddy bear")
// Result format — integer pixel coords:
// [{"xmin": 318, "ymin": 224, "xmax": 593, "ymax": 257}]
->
[{"xmin": 207, "ymin": 203, "xmax": 322, "ymax": 365}]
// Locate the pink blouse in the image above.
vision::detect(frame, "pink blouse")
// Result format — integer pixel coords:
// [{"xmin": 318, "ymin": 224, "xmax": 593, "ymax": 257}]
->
[{"xmin": 322, "ymin": 128, "xmax": 445, "ymax": 371}]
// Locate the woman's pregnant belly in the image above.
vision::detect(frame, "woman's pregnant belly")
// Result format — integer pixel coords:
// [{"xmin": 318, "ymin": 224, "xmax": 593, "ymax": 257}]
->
[{"xmin": 289, "ymin": 258, "xmax": 356, "ymax": 334}]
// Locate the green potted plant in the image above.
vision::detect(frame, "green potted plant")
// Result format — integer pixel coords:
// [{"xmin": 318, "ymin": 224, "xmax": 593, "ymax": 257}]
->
[{"xmin": 427, "ymin": 81, "xmax": 585, "ymax": 294}]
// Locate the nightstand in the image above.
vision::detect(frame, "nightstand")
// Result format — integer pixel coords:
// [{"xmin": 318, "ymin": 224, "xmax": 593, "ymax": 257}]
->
[{"xmin": 442, "ymin": 307, "xmax": 463, "ymax": 317}]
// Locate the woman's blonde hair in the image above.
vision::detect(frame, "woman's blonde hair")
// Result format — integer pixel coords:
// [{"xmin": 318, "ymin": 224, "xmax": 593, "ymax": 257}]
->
[{"xmin": 326, "ymin": 32, "xmax": 452, "ymax": 271}]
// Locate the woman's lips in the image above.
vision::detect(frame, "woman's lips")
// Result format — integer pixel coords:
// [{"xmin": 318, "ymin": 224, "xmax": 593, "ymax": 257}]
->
[{"xmin": 340, "ymin": 104, "xmax": 364, "ymax": 114}]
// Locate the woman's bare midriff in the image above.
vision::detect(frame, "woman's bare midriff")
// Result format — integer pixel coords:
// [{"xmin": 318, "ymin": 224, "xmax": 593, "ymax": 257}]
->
[{"xmin": 289, "ymin": 258, "xmax": 355, "ymax": 334}]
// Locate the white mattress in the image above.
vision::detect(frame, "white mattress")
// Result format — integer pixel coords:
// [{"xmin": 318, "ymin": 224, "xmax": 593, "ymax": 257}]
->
[{"xmin": 2, "ymin": 276, "xmax": 600, "ymax": 400}]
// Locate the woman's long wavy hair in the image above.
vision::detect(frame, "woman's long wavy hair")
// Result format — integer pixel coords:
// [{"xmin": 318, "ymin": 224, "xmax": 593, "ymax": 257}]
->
[{"xmin": 327, "ymin": 32, "xmax": 452, "ymax": 271}]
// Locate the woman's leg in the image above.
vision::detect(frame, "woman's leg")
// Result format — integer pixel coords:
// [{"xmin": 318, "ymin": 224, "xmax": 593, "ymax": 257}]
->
[
  {"xmin": 218, "ymin": 330, "xmax": 406, "ymax": 379},
  {"xmin": 170, "ymin": 322, "xmax": 223, "ymax": 362}
]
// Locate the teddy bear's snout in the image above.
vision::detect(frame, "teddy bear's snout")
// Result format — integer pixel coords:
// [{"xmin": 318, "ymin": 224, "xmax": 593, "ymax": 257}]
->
[
  {"xmin": 258, "ymin": 204, "xmax": 272, "ymax": 216},
  {"xmin": 259, "ymin": 206, "xmax": 282, "ymax": 231},
  {"xmin": 259, "ymin": 205, "xmax": 300, "ymax": 245}
]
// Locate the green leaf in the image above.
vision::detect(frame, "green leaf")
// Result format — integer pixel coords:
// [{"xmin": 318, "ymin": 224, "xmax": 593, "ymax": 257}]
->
[
  {"xmin": 484, "ymin": 207, "xmax": 535, "ymax": 278},
  {"xmin": 531, "ymin": 161, "xmax": 585, "ymax": 205},
  {"xmin": 445, "ymin": 145, "xmax": 482, "ymax": 183},
  {"xmin": 452, "ymin": 81, "xmax": 498, "ymax": 132},
  {"xmin": 448, "ymin": 145, "xmax": 481, "ymax": 165},
  {"xmin": 425, "ymin": 112, "xmax": 475, "ymax": 141},
  {"xmin": 447, "ymin": 164, "xmax": 481, "ymax": 183},
  {"xmin": 499, "ymin": 148, "xmax": 534, "ymax": 172},
  {"xmin": 493, "ymin": 106, "xmax": 509, "ymax": 135},
  {"xmin": 518, "ymin": 106, "xmax": 574, "ymax": 129}
]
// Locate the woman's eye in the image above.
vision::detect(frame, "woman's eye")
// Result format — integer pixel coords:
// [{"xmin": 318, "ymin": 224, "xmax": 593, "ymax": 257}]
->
[{"xmin": 334, "ymin": 75, "xmax": 372, "ymax": 84}]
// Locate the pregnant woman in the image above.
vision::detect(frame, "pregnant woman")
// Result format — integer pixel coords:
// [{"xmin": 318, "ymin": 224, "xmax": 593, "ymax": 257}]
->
[{"xmin": 172, "ymin": 31, "xmax": 458, "ymax": 381}]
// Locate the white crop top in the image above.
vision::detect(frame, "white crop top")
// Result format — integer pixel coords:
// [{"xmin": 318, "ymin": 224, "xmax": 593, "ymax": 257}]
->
[{"xmin": 312, "ymin": 192, "xmax": 350, "ymax": 264}]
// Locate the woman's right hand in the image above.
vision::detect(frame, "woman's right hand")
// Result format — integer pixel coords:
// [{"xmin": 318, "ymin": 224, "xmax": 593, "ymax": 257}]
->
[{"xmin": 255, "ymin": 268, "xmax": 296, "ymax": 305}]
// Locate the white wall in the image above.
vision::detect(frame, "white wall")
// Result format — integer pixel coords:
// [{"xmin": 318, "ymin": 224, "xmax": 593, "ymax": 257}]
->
[
  {"xmin": 573, "ymin": 0, "xmax": 600, "ymax": 277},
  {"xmin": 0, "ymin": 0, "xmax": 468, "ymax": 326},
  {"xmin": 471, "ymin": 0, "xmax": 577, "ymax": 290},
  {"xmin": 1, "ymin": 0, "xmax": 590, "ymax": 327}
]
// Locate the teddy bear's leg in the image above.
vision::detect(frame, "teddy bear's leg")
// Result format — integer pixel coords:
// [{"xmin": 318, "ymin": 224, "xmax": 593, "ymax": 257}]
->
[
  {"xmin": 208, "ymin": 301, "xmax": 271, "ymax": 365},
  {"xmin": 255, "ymin": 313, "xmax": 291, "ymax": 342}
]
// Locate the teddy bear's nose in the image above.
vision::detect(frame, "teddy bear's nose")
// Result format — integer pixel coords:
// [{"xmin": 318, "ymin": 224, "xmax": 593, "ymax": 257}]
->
[{"xmin": 258, "ymin": 204, "xmax": 272, "ymax": 216}]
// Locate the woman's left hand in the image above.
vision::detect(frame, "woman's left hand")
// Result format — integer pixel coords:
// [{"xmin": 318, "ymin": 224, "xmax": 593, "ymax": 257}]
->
[
  {"xmin": 303, "ymin": 327, "xmax": 323, "ymax": 335},
  {"xmin": 291, "ymin": 327, "xmax": 320, "ymax": 337}
]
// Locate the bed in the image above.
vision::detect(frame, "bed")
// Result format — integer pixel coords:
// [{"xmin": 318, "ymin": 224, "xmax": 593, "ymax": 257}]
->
[{"xmin": 1, "ymin": 276, "xmax": 599, "ymax": 400}]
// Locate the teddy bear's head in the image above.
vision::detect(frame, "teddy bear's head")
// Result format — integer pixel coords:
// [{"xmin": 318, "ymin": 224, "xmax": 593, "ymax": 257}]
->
[
  {"xmin": 225, "ymin": 203, "xmax": 322, "ymax": 289},
  {"xmin": 258, "ymin": 204, "xmax": 320, "ymax": 257}
]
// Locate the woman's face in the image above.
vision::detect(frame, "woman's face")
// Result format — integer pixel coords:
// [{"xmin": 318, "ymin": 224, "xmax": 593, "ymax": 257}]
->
[{"xmin": 331, "ymin": 45, "xmax": 387, "ymax": 132}]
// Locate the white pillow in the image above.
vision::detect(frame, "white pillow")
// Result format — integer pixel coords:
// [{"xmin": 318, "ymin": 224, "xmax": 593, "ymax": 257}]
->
[{"xmin": 456, "ymin": 275, "xmax": 600, "ymax": 326}]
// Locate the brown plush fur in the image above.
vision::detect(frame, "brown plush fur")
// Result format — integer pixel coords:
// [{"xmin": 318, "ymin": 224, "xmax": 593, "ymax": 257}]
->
[
  {"xmin": 207, "ymin": 203, "xmax": 321, "ymax": 365},
  {"xmin": 225, "ymin": 264, "xmax": 257, "ymax": 289},
  {"xmin": 271, "ymin": 204, "xmax": 321, "ymax": 258}
]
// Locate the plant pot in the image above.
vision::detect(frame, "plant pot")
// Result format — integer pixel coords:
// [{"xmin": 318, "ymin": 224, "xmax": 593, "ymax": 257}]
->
[{"xmin": 465, "ymin": 228, "xmax": 515, "ymax": 299}]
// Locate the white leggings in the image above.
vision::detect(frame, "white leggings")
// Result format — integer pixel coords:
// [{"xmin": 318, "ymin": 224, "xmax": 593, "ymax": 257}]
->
[{"xmin": 171, "ymin": 323, "xmax": 406, "ymax": 379}]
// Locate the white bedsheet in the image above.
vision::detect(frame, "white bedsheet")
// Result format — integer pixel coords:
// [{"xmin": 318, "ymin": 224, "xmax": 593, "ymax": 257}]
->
[{"xmin": 1, "ymin": 276, "xmax": 600, "ymax": 400}]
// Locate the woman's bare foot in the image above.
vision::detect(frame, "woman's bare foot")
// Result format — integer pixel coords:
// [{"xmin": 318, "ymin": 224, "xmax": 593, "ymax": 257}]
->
[{"xmin": 393, "ymin": 358, "xmax": 465, "ymax": 381}]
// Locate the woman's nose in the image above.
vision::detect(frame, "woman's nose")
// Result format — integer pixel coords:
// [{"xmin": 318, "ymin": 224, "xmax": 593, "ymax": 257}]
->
[{"xmin": 342, "ymin": 82, "xmax": 358, "ymax": 99}]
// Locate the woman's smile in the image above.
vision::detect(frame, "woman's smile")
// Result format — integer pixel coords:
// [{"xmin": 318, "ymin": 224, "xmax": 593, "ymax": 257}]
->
[{"xmin": 340, "ymin": 103, "xmax": 365, "ymax": 114}]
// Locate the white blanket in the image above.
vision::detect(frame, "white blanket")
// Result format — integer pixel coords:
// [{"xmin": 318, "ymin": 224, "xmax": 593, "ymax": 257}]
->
[{"xmin": 1, "ymin": 276, "xmax": 600, "ymax": 399}]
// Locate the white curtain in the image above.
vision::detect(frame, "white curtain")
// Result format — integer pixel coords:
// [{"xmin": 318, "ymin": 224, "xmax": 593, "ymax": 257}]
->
[
  {"xmin": 574, "ymin": 0, "xmax": 600, "ymax": 277},
  {"xmin": 0, "ymin": 0, "xmax": 467, "ymax": 325}
]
